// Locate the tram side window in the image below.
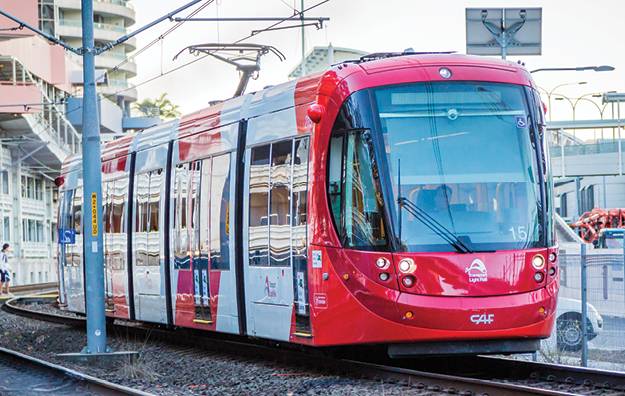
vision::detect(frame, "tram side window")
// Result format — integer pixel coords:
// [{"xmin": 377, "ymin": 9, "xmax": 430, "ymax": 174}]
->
[
  {"xmin": 60, "ymin": 189, "xmax": 74, "ymax": 266},
  {"xmin": 269, "ymin": 141, "xmax": 292, "ymax": 267},
  {"xmin": 210, "ymin": 153, "xmax": 231, "ymax": 270},
  {"xmin": 249, "ymin": 145, "xmax": 271, "ymax": 266},
  {"xmin": 173, "ymin": 163, "xmax": 190, "ymax": 269},
  {"xmin": 148, "ymin": 169, "xmax": 162, "ymax": 267},
  {"xmin": 199, "ymin": 159, "xmax": 211, "ymax": 266},
  {"xmin": 134, "ymin": 172, "xmax": 149, "ymax": 266},
  {"xmin": 71, "ymin": 186, "xmax": 83, "ymax": 267},
  {"xmin": 102, "ymin": 181, "xmax": 110, "ymax": 266},
  {"xmin": 189, "ymin": 162, "xmax": 201, "ymax": 258},
  {"xmin": 292, "ymin": 138, "xmax": 310, "ymax": 314},
  {"xmin": 327, "ymin": 131, "xmax": 387, "ymax": 250}
]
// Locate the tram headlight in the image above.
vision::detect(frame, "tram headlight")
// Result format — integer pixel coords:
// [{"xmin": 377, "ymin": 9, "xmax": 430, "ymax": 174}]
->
[
  {"xmin": 379, "ymin": 272, "xmax": 390, "ymax": 281},
  {"xmin": 402, "ymin": 275, "xmax": 416, "ymax": 288},
  {"xmin": 398, "ymin": 258, "xmax": 415, "ymax": 273},
  {"xmin": 548, "ymin": 266, "xmax": 557, "ymax": 276},
  {"xmin": 531, "ymin": 254, "xmax": 545, "ymax": 270},
  {"xmin": 376, "ymin": 257, "xmax": 390, "ymax": 270},
  {"xmin": 549, "ymin": 252, "xmax": 557, "ymax": 263}
]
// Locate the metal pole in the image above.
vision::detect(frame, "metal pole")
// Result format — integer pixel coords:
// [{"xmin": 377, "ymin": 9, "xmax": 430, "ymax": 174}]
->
[
  {"xmin": 500, "ymin": 9, "xmax": 507, "ymax": 60},
  {"xmin": 560, "ymin": 129, "xmax": 565, "ymax": 177},
  {"xmin": 580, "ymin": 242, "xmax": 588, "ymax": 367},
  {"xmin": 81, "ymin": 0, "xmax": 107, "ymax": 354},
  {"xmin": 622, "ymin": 224, "xmax": 625, "ymax": 308},
  {"xmin": 300, "ymin": 0, "xmax": 306, "ymax": 76},
  {"xmin": 618, "ymin": 104, "xmax": 622, "ymax": 176},
  {"xmin": 575, "ymin": 177, "xmax": 582, "ymax": 219},
  {"xmin": 602, "ymin": 176, "xmax": 607, "ymax": 208}
]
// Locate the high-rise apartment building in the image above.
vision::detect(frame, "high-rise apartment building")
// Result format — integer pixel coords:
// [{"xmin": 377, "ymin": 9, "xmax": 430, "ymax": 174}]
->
[{"xmin": 41, "ymin": 0, "xmax": 137, "ymax": 114}]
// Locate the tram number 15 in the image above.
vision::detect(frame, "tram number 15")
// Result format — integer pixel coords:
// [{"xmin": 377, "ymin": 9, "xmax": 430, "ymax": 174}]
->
[{"xmin": 508, "ymin": 226, "xmax": 527, "ymax": 241}]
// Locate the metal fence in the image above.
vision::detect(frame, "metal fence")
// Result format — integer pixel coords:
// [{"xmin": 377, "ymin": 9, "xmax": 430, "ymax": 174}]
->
[{"xmin": 552, "ymin": 245, "xmax": 625, "ymax": 369}]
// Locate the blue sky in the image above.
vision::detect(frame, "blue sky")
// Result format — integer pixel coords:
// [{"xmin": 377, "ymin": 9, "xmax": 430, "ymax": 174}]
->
[{"xmin": 130, "ymin": 0, "xmax": 625, "ymax": 121}]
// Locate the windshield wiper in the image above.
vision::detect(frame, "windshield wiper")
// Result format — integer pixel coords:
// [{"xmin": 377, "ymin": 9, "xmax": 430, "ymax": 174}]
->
[{"xmin": 397, "ymin": 196, "xmax": 473, "ymax": 254}]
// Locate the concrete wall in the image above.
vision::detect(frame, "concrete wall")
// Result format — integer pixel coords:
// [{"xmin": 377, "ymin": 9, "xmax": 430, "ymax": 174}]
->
[{"xmin": 0, "ymin": 1, "xmax": 38, "ymax": 40}]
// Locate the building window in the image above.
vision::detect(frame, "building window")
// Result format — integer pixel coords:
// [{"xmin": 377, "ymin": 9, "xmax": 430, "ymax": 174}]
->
[
  {"xmin": 1, "ymin": 170, "xmax": 8, "ymax": 195},
  {"xmin": 21, "ymin": 176, "xmax": 44, "ymax": 200},
  {"xmin": 22, "ymin": 219, "xmax": 44, "ymax": 242},
  {"xmin": 3, "ymin": 217, "xmax": 9, "ymax": 243},
  {"xmin": 38, "ymin": 0, "xmax": 55, "ymax": 36}
]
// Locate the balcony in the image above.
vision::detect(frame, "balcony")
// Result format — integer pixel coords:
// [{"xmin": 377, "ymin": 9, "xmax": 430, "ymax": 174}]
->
[
  {"xmin": 57, "ymin": 19, "xmax": 127, "ymax": 43},
  {"xmin": 99, "ymin": 80, "xmax": 137, "ymax": 101},
  {"xmin": 55, "ymin": 0, "xmax": 136, "ymax": 25},
  {"xmin": 95, "ymin": 52, "xmax": 137, "ymax": 76}
]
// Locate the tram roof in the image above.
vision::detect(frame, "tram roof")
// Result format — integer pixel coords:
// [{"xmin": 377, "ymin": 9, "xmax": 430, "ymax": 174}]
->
[{"xmin": 62, "ymin": 53, "xmax": 531, "ymax": 174}]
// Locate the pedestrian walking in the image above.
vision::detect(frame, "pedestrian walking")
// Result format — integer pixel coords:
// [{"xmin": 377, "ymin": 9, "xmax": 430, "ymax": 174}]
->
[{"xmin": 0, "ymin": 243, "xmax": 12, "ymax": 295}]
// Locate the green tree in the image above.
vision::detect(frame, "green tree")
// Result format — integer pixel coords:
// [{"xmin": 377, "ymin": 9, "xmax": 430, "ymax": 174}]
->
[{"xmin": 134, "ymin": 93, "xmax": 181, "ymax": 119}]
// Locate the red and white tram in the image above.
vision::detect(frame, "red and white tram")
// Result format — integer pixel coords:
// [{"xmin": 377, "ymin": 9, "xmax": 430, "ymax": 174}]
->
[{"xmin": 57, "ymin": 53, "xmax": 558, "ymax": 356}]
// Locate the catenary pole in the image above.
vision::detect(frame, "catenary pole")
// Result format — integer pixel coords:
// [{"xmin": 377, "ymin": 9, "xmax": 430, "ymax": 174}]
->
[{"xmin": 80, "ymin": 0, "xmax": 107, "ymax": 354}]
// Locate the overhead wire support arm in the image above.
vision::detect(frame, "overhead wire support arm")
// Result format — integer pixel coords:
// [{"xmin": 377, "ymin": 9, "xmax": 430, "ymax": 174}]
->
[{"xmin": 171, "ymin": 16, "xmax": 329, "ymax": 23}]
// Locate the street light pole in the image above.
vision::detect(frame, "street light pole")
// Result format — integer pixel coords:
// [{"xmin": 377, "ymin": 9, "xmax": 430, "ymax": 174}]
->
[
  {"xmin": 530, "ymin": 65, "xmax": 615, "ymax": 73},
  {"xmin": 537, "ymin": 82, "xmax": 587, "ymax": 121}
]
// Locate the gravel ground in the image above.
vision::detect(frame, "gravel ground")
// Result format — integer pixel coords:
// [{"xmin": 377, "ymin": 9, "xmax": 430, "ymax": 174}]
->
[{"xmin": 0, "ymin": 304, "xmax": 418, "ymax": 395}]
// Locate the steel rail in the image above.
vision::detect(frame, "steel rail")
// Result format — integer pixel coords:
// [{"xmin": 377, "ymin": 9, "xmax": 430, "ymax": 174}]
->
[
  {"xmin": 0, "ymin": 345, "xmax": 152, "ymax": 395},
  {"xmin": 6, "ymin": 296, "xmax": 625, "ymax": 395}
]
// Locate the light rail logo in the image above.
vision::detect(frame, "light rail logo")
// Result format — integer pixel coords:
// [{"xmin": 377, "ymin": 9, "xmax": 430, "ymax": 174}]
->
[{"xmin": 465, "ymin": 258, "xmax": 488, "ymax": 283}]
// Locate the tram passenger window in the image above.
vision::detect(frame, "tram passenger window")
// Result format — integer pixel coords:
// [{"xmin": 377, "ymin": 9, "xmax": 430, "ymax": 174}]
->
[
  {"xmin": 111, "ymin": 179, "xmax": 126, "ymax": 234},
  {"xmin": 147, "ymin": 169, "xmax": 162, "ymax": 267},
  {"xmin": 173, "ymin": 164, "xmax": 190, "ymax": 269},
  {"xmin": 249, "ymin": 144, "xmax": 270, "ymax": 266},
  {"xmin": 269, "ymin": 141, "xmax": 292, "ymax": 267},
  {"xmin": 210, "ymin": 153, "xmax": 231, "ymax": 270},
  {"xmin": 327, "ymin": 131, "xmax": 387, "ymax": 249},
  {"xmin": 189, "ymin": 162, "xmax": 201, "ymax": 256},
  {"xmin": 327, "ymin": 136, "xmax": 344, "ymax": 229},
  {"xmin": 199, "ymin": 159, "xmax": 211, "ymax": 266},
  {"xmin": 134, "ymin": 173, "xmax": 149, "ymax": 266},
  {"xmin": 292, "ymin": 138, "xmax": 310, "ymax": 314},
  {"xmin": 73, "ymin": 187, "xmax": 82, "ymax": 235},
  {"xmin": 72, "ymin": 187, "xmax": 83, "ymax": 267}
]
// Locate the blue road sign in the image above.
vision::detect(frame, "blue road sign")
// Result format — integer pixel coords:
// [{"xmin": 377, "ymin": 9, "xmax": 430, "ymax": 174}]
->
[{"xmin": 59, "ymin": 229, "xmax": 76, "ymax": 244}]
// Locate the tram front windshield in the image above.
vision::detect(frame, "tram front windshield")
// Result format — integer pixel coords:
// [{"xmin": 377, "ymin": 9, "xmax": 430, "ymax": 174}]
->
[{"xmin": 373, "ymin": 81, "xmax": 542, "ymax": 252}]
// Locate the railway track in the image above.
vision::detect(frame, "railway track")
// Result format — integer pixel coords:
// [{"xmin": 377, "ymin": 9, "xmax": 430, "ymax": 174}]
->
[
  {"xmin": 5, "ymin": 295, "xmax": 625, "ymax": 396},
  {"xmin": 0, "ymin": 345, "xmax": 152, "ymax": 395}
]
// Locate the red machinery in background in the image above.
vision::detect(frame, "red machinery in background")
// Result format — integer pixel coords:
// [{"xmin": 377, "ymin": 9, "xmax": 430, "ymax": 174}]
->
[{"xmin": 572, "ymin": 208, "xmax": 625, "ymax": 243}]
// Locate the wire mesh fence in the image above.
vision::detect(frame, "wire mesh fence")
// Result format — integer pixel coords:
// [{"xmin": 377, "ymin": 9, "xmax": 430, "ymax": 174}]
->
[{"xmin": 539, "ymin": 246, "xmax": 625, "ymax": 370}]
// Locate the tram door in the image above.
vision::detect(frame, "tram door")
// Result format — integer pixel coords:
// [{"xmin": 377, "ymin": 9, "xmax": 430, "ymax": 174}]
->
[
  {"xmin": 244, "ymin": 137, "xmax": 311, "ymax": 341},
  {"xmin": 131, "ymin": 145, "xmax": 169, "ymax": 324}
]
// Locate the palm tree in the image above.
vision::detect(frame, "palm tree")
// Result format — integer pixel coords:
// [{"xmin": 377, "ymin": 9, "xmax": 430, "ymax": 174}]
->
[{"xmin": 134, "ymin": 93, "xmax": 181, "ymax": 119}]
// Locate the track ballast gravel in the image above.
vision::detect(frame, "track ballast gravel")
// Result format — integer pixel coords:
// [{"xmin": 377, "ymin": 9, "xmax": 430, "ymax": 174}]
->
[{"xmin": 0, "ymin": 304, "xmax": 419, "ymax": 396}]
